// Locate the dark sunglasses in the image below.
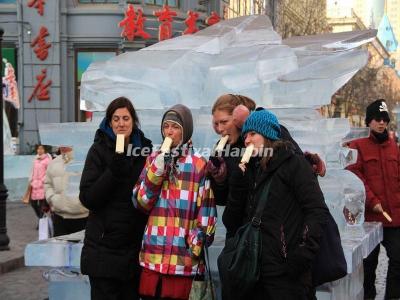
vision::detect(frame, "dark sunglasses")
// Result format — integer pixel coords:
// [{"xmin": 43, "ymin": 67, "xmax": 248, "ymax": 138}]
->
[{"xmin": 373, "ymin": 117, "xmax": 389, "ymax": 123}]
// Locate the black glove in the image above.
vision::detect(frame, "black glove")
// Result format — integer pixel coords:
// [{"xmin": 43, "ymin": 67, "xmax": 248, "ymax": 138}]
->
[{"xmin": 109, "ymin": 153, "xmax": 132, "ymax": 178}]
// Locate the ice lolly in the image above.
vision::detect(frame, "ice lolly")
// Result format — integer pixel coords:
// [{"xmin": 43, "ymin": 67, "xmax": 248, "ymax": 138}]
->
[
  {"xmin": 383, "ymin": 211, "xmax": 392, "ymax": 223},
  {"xmin": 241, "ymin": 144, "xmax": 254, "ymax": 164},
  {"xmin": 215, "ymin": 135, "xmax": 229, "ymax": 153},
  {"xmin": 116, "ymin": 134, "xmax": 124, "ymax": 153},
  {"xmin": 160, "ymin": 137, "xmax": 173, "ymax": 153}
]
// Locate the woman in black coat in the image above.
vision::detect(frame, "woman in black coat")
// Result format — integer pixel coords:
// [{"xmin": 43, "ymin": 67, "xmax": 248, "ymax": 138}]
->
[
  {"xmin": 222, "ymin": 109, "xmax": 329, "ymax": 300},
  {"xmin": 208, "ymin": 94, "xmax": 303, "ymax": 236},
  {"xmin": 79, "ymin": 97, "xmax": 152, "ymax": 300}
]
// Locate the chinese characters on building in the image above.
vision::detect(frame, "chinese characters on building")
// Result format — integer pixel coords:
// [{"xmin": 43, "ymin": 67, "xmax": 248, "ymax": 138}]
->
[
  {"xmin": 118, "ymin": 4, "xmax": 151, "ymax": 42},
  {"xmin": 30, "ymin": 26, "xmax": 51, "ymax": 61},
  {"xmin": 118, "ymin": 4, "xmax": 221, "ymax": 42},
  {"xmin": 27, "ymin": 0, "xmax": 51, "ymax": 102},
  {"xmin": 28, "ymin": 69, "xmax": 52, "ymax": 102},
  {"xmin": 27, "ymin": 0, "xmax": 46, "ymax": 16}
]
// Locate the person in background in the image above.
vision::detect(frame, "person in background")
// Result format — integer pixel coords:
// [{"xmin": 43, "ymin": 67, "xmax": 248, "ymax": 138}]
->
[
  {"xmin": 134, "ymin": 104, "xmax": 217, "ymax": 300},
  {"xmin": 347, "ymin": 99, "xmax": 400, "ymax": 300},
  {"xmin": 222, "ymin": 109, "xmax": 329, "ymax": 299},
  {"xmin": 44, "ymin": 146, "xmax": 88, "ymax": 236},
  {"xmin": 79, "ymin": 97, "xmax": 152, "ymax": 300},
  {"xmin": 30, "ymin": 144, "xmax": 51, "ymax": 221}
]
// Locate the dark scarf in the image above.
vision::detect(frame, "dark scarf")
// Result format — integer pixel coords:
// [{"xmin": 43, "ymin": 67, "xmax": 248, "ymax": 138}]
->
[
  {"xmin": 372, "ymin": 129, "xmax": 389, "ymax": 144},
  {"xmin": 99, "ymin": 117, "xmax": 142, "ymax": 148}
]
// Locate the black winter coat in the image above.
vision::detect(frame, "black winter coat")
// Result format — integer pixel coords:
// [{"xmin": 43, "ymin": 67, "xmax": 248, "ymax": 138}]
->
[
  {"xmin": 79, "ymin": 128, "xmax": 152, "ymax": 281},
  {"xmin": 223, "ymin": 144, "xmax": 329, "ymax": 284}
]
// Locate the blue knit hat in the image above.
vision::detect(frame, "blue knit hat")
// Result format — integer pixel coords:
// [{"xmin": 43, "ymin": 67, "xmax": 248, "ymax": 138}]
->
[{"xmin": 242, "ymin": 108, "xmax": 281, "ymax": 141}]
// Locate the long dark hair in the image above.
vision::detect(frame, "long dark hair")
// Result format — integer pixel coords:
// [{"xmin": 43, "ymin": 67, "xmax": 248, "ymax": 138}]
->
[
  {"xmin": 259, "ymin": 138, "xmax": 291, "ymax": 171},
  {"xmin": 105, "ymin": 97, "xmax": 140, "ymax": 128}
]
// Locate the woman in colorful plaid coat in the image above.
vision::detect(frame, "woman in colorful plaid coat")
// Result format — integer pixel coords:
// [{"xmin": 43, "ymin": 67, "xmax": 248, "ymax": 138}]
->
[{"xmin": 134, "ymin": 104, "xmax": 217, "ymax": 300}]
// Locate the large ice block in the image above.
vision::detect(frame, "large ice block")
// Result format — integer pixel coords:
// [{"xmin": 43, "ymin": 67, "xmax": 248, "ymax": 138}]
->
[
  {"xmin": 80, "ymin": 15, "xmax": 375, "ymax": 111},
  {"xmin": 39, "ymin": 122, "xmax": 98, "ymax": 163},
  {"xmin": 4, "ymin": 155, "xmax": 36, "ymax": 201},
  {"xmin": 318, "ymin": 169, "xmax": 366, "ymax": 229},
  {"xmin": 25, "ymin": 231, "xmax": 84, "ymax": 267},
  {"xmin": 44, "ymin": 269, "xmax": 90, "ymax": 300}
]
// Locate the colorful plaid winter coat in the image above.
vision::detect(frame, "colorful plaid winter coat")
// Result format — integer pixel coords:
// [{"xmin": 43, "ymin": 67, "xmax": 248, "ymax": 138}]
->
[{"xmin": 134, "ymin": 150, "xmax": 217, "ymax": 276}]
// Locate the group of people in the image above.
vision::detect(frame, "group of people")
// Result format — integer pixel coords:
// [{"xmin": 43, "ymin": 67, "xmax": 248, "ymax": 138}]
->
[
  {"xmin": 29, "ymin": 94, "xmax": 400, "ymax": 300},
  {"xmin": 28, "ymin": 145, "xmax": 88, "ymax": 237},
  {"xmin": 76, "ymin": 94, "xmax": 329, "ymax": 300}
]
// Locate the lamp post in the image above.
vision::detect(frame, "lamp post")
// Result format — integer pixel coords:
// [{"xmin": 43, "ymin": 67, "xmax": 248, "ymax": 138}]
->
[{"xmin": 0, "ymin": 27, "xmax": 10, "ymax": 251}]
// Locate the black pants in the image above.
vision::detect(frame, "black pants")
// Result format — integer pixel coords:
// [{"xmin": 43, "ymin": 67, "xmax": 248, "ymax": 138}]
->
[
  {"xmin": 52, "ymin": 213, "xmax": 87, "ymax": 237},
  {"xmin": 30, "ymin": 199, "xmax": 48, "ymax": 219},
  {"xmin": 89, "ymin": 276, "xmax": 140, "ymax": 300},
  {"xmin": 364, "ymin": 227, "xmax": 400, "ymax": 300}
]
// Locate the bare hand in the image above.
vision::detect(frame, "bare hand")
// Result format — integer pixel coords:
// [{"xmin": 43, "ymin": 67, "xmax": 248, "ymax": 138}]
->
[{"xmin": 373, "ymin": 203, "xmax": 383, "ymax": 214}]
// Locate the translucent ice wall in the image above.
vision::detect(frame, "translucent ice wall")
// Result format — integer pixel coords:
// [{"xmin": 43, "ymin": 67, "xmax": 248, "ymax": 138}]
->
[{"xmin": 80, "ymin": 15, "xmax": 376, "ymax": 110}]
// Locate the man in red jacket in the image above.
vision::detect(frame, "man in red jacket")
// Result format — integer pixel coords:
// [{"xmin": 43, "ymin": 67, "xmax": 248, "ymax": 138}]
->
[{"xmin": 347, "ymin": 99, "xmax": 400, "ymax": 300}]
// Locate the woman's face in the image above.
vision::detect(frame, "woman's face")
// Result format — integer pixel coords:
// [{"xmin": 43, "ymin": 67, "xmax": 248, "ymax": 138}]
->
[
  {"xmin": 37, "ymin": 146, "xmax": 45, "ymax": 156},
  {"xmin": 110, "ymin": 108, "xmax": 133, "ymax": 140},
  {"xmin": 244, "ymin": 131, "xmax": 266, "ymax": 156},
  {"xmin": 212, "ymin": 109, "xmax": 241, "ymax": 144},
  {"xmin": 162, "ymin": 121, "xmax": 183, "ymax": 147}
]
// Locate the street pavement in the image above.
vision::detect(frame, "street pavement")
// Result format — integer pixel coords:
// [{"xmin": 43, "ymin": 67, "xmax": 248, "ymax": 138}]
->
[
  {"xmin": 0, "ymin": 201, "xmax": 49, "ymax": 299},
  {"xmin": 0, "ymin": 201, "xmax": 389, "ymax": 299}
]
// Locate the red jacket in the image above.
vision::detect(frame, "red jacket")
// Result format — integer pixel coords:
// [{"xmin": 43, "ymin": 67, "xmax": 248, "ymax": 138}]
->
[{"xmin": 347, "ymin": 134, "xmax": 400, "ymax": 227}]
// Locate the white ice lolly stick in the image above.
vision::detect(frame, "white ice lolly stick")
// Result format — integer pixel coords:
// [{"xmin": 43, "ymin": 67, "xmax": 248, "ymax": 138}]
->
[
  {"xmin": 116, "ymin": 134, "xmax": 125, "ymax": 153},
  {"xmin": 383, "ymin": 211, "xmax": 392, "ymax": 222},
  {"xmin": 160, "ymin": 137, "xmax": 173, "ymax": 153},
  {"xmin": 215, "ymin": 135, "xmax": 229, "ymax": 153},
  {"xmin": 241, "ymin": 144, "xmax": 254, "ymax": 164}
]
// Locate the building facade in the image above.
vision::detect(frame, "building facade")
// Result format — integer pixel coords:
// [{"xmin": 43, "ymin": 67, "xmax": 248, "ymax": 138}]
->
[{"xmin": 0, "ymin": 0, "xmax": 224, "ymax": 153}]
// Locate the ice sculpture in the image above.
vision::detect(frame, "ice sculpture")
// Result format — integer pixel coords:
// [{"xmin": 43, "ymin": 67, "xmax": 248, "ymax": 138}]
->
[
  {"xmin": 80, "ymin": 15, "xmax": 376, "ymax": 111},
  {"xmin": 26, "ymin": 16, "xmax": 383, "ymax": 300}
]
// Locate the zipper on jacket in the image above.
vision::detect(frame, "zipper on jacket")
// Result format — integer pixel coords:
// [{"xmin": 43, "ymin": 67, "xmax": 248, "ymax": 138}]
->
[
  {"xmin": 280, "ymin": 224, "xmax": 287, "ymax": 259},
  {"xmin": 299, "ymin": 225, "xmax": 309, "ymax": 247}
]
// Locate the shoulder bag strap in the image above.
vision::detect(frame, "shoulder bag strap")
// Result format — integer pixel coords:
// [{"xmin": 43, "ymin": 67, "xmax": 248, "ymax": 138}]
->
[{"xmin": 251, "ymin": 177, "xmax": 273, "ymax": 227}]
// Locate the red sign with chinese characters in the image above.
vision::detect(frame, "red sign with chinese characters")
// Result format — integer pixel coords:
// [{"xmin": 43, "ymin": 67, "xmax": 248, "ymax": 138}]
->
[
  {"xmin": 154, "ymin": 5, "xmax": 177, "ymax": 41},
  {"xmin": 27, "ymin": 0, "xmax": 46, "ymax": 16},
  {"xmin": 30, "ymin": 26, "xmax": 51, "ymax": 61},
  {"xmin": 27, "ymin": 0, "xmax": 53, "ymax": 103},
  {"xmin": 118, "ymin": 4, "xmax": 151, "ymax": 41},
  {"xmin": 205, "ymin": 11, "xmax": 221, "ymax": 26},
  {"xmin": 183, "ymin": 10, "xmax": 199, "ymax": 35},
  {"xmin": 28, "ymin": 69, "xmax": 52, "ymax": 102}
]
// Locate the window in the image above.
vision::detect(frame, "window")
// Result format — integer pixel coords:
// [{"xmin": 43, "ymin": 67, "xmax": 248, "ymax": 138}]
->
[
  {"xmin": 75, "ymin": 50, "xmax": 117, "ymax": 121},
  {"xmin": 78, "ymin": 0, "xmax": 118, "ymax": 3},
  {"xmin": 145, "ymin": 0, "xmax": 179, "ymax": 7}
]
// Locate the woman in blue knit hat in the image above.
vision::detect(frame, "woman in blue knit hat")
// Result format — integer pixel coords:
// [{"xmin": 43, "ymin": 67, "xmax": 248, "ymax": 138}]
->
[{"xmin": 221, "ymin": 109, "xmax": 329, "ymax": 300}]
